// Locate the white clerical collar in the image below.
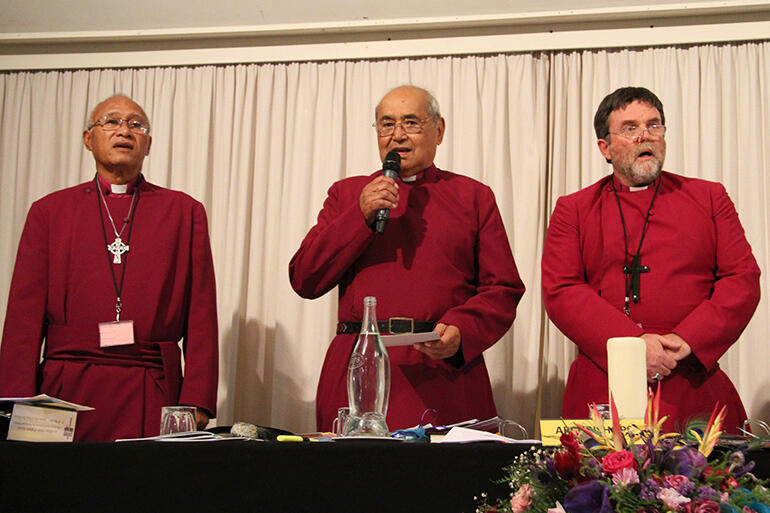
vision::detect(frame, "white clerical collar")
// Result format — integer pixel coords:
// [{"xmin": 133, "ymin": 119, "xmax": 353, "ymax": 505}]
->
[
  {"xmin": 629, "ymin": 185, "xmax": 649, "ymax": 192},
  {"xmin": 400, "ymin": 172, "xmax": 422, "ymax": 183},
  {"xmin": 111, "ymin": 183, "xmax": 128, "ymax": 194}
]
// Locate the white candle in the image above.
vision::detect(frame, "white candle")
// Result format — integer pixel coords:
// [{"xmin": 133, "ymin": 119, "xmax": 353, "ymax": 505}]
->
[{"xmin": 606, "ymin": 337, "xmax": 647, "ymax": 419}]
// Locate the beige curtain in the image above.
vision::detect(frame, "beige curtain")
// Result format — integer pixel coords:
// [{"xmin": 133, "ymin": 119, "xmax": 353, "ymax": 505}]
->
[{"xmin": 0, "ymin": 41, "xmax": 767, "ymax": 434}]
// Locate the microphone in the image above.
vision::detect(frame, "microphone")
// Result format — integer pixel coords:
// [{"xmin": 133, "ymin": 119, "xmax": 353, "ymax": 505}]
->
[{"xmin": 375, "ymin": 151, "xmax": 401, "ymax": 234}]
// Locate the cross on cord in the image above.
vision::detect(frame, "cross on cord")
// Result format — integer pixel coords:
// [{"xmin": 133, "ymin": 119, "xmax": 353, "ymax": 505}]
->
[
  {"xmin": 624, "ymin": 254, "xmax": 649, "ymax": 304},
  {"xmin": 107, "ymin": 237, "xmax": 129, "ymax": 264}
]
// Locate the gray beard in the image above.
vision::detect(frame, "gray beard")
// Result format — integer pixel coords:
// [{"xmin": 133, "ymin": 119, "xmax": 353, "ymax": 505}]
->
[{"xmin": 620, "ymin": 158, "xmax": 662, "ymax": 186}]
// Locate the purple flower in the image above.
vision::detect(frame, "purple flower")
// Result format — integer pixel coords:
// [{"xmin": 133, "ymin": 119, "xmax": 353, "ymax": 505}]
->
[
  {"xmin": 641, "ymin": 478, "xmax": 662, "ymax": 500},
  {"xmin": 695, "ymin": 485, "xmax": 720, "ymax": 501},
  {"xmin": 563, "ymin": 481, "xmax": 612, "ymax": 513},
  {"xmin": 663, "ymin": 447, "xmax": 707, "ymax": 479}
]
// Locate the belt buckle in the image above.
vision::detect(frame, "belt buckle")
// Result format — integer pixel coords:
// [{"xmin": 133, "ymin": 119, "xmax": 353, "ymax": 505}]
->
[{"xmin": 388, "ymin": 317, "xmax": 414, "ymax": 334}]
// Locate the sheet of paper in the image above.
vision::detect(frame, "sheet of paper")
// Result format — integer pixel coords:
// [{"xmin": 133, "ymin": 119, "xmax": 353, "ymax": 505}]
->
[
  {"xmin": 7, "ymin": 403, "xmax": 78, "ymax": 442},
  {"xmin": 381, "ymin": 332, "xmax": 439, "ymax": 347},
  {"xmin": 438, "ymin": 426, "xmax": 541, "ymax": 444},
  {"xmin": 0, "ymin": 394, "xmax": 94, "ymax": 411}
]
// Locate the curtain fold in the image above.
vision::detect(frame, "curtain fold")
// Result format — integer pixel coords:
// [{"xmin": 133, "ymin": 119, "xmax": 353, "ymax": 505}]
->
[{"xmin": 0, "ymin": 41, "xmax": 767, "ymax": 434}]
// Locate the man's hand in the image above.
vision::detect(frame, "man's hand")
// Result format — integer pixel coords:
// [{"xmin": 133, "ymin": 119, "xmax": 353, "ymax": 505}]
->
[
  {"xmin": 196, "ymin": 409, "xmax": 210, "ymax": 430},
  {"xmin": 660, "ymin": 333, "xmax": 692, "ymax": 361},
  {"xmin": 359, "ymin": 175, "xmax": 399, "ymax": 225},
  {"xmin": 640, "ymin": 333, "xmax": 678, "ymax": 382},
  {"xmin": 413, "ymin": 323, "xmax": 461, "ymax": 360}
]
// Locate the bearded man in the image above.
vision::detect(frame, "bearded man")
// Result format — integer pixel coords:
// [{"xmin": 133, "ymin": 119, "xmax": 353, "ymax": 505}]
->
[{"xmin": 541, "ymin": 86, "xmax": 760, "ymax": 432}]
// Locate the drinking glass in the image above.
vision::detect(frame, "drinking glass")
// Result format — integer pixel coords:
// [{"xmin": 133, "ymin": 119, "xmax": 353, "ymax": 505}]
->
[
  {"xmin": 332, "ymin": 407, "xmax": 351, "ymax": 436},
  {"xmin": 160, "ymin": 406, "xmax": 197, "ymax": 435}
]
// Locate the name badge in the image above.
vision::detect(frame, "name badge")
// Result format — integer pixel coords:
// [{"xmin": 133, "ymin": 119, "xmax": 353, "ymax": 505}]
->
[{"xmin": 99, "ymin": 320, "xmax": 135, "ymax": 347}]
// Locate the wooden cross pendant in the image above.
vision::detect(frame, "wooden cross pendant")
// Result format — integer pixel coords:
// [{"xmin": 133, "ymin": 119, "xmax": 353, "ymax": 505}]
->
[{"xmin": 623, "ymin": 254, "xmax": 649, "ymax": 303}]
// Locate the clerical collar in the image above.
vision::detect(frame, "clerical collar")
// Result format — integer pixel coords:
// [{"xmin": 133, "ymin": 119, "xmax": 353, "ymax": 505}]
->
[
  {"xmin": 610, "ymin": 175, "xmax": 659, "ymax": 192},
  {"xmin": 96, "ymin": 174, "xmax": 142, "ymax": 195},
  {"xmin": 400, "ymin": 172, "xmax": 422, "ymax": 183}
]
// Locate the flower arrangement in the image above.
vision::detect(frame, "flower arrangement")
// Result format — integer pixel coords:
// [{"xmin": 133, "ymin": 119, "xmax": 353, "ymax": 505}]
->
[{"xmin": 476, "ymin": 388, "xmax": 769, "ymax": 513}]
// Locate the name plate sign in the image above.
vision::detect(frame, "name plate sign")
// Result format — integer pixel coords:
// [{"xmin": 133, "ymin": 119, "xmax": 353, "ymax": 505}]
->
[{"xmin": 540, "ymin": 418, "xmax": 645, "ymax": 446}]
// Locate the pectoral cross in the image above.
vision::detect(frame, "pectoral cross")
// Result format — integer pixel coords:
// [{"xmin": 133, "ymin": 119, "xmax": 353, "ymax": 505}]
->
[
  {"xmin": 623, "ymin": 254, "xmax": 649, "ymax": 304},
  {"xmin": 107, "ymin": 237, "xmax": 129, "ymax": 264}
]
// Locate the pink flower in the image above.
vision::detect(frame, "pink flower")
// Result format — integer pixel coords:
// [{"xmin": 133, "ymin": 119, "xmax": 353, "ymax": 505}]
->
[
  {"xmin": 602, "ymin": 450, "xmax": 637, "ymax": 474},
  {"xmin": 510, "ymin": 484, "xmax": 534, "ymax": 513},
  {"xmin": 612, "ymin": 467, "xmax": 640, "ymax": 488},
  {"xmin": 664, "ymin": 474, "xmax": 691, "ymax": 491},
  {"xmin": 658, "ymin": 488, "xmax": 692, "ymax": 510}
]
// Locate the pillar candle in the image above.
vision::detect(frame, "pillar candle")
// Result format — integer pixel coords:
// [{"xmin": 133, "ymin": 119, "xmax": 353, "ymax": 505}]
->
[{"xmin": 606, "ymin": 337, "xmax": 647, "ymax": 419}]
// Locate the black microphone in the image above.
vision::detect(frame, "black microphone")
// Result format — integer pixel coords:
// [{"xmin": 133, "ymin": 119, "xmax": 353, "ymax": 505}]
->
[{"xmin": 375, "ymin": 151, "xmax": 401, "ymax": 234}]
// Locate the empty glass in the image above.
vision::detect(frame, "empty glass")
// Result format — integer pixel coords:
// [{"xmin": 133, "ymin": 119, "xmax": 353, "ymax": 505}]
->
[
  {"xmin": 160, "ymin": 406, "xmax": 197, "ymax": 435},
  {"xmin": 332, "ymin": 407, "xmax": 351, "ymax": 436}
]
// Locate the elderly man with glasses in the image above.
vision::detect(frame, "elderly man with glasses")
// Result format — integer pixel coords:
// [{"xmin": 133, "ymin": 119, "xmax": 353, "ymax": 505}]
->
[
  {"xmin": 0, "ymin": 95, "xmax": 218, "ymax": 441},
  {"xmin": 290, "ymin": 85, "xmax": 525, "ymax": 432},
  {"xmin": 542, "ymin": 86, "xmax": 760, "ymax": 433}
]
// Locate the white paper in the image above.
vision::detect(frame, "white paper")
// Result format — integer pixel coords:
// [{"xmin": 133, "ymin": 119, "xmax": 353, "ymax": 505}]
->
[
  {"xmin": 438, "ymin": 426, "xmax": 541, "ymax": 444},
  {"xmin": 0, "ymin": 394, "xmax": 94, "ymax": 411},
  {"xmin": 7, "ymin": 403, "xmax": 78, "ymax": 442},
  {"xmin": 381, "ymin": 332, "xmax": 439, "ymax": 347}
]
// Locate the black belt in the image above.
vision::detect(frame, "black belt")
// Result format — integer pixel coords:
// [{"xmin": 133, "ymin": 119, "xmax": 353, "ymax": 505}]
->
[{"xmin": 336, "ymin": 318, "xmax": 436, "ymax": 335}]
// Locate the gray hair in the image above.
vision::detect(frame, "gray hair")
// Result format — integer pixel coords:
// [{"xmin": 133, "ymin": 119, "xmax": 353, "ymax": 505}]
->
[{"xmin": 374, "ymin": 85, "xmax": 442, "ymax": 123}]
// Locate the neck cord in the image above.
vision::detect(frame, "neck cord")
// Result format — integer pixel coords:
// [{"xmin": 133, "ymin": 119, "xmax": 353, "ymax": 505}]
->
[
  {"xmin": 95, "ymin": 174, "xmax": 141, "ymax": 321},
  {"xmin": 610, "ymin": 174, "xmax": 662, "ymax": 316}
]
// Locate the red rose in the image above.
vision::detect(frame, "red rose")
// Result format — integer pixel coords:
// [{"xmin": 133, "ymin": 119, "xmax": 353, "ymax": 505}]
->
[
  {"xmin": 601, "ymin": 450, "xmax": 637, "ymax": 474},
  {"xmin": 691, "ymin": 501, "xmax": 720, "ymax": 513}
]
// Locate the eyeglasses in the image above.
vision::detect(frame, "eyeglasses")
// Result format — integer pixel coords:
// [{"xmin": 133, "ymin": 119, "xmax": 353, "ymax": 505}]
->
[
  {"xmin": 609, "ymin": 124, "xmax": 666, "ymax": 140},
  {"xmin": 88, "ymin": 115, "xmax": 150, "ymax": 134},
  {"xmin": 373, "ymin": 117, "xmax": 433, "ymax": 137}
]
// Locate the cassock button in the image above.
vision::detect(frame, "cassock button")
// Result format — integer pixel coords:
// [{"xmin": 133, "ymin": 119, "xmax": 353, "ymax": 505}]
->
[{"xmin": 85, "ymin": 187, "xmax": 91, "ymax": 193}]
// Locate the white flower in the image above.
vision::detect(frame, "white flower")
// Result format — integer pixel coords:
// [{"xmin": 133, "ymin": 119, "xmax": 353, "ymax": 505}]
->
[
  {"xmin": 658, "ymin": 488, "xmax": 691, "ymax": 510},
  {"xmin": 548, "ymin": 501, "xmax": 567, "ymax": 513}
]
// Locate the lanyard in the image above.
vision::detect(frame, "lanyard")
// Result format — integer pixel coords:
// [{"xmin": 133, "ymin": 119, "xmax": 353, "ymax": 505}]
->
[{"xmin": 95, "ymin": 175, "xmax": 141, "ymax": 321}]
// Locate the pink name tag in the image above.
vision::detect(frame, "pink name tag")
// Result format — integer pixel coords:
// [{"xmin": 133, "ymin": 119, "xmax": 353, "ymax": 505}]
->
[{"xmin": 99, "ymin": 320, "xmax": 135, "ymax": 347}]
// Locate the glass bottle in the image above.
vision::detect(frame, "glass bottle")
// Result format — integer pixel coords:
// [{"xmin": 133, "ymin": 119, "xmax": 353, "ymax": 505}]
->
[{"xmin": 344, "ymin": 296, "xmax": 391, "ymax": 436}]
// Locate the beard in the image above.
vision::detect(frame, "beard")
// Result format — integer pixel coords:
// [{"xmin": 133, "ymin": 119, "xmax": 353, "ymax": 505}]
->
[{"xmin": 611, "ymin": 142, "xmax": 665, "ymax": 186}]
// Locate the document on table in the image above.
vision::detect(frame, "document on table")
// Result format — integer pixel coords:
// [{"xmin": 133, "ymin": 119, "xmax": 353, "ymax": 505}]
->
[
  {"xmin": 0, "ymin": 394, "xmax": 93, "ymax": 411},
  {"xmin": 381, "ymin": 332, "xmax": 440, "ymax": 347}
]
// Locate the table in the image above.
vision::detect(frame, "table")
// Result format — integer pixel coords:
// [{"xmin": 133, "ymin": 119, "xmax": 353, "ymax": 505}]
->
[
  {"xmin": 0, "ymin": 440, "xmax": 530, "ymax": 513},
  {"xmin": 1, "ymin": 440, "xmax": 767, "ymax": 513}
]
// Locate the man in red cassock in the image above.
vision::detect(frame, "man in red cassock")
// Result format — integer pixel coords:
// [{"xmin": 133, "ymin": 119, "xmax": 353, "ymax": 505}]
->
[
  {"xmin": 0, "ymin": 95, "xmax": 219, "ymax": 441},
  {"xmin": 290, "ymin": 85, "xmax": 525, "ymax": 432},
  {"xmin": 542, "ymin": 87, "xmax": 760, "ymax": 433}
]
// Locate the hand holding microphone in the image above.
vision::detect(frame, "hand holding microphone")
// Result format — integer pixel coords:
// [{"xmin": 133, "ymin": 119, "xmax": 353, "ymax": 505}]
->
[
  {"xmin": 358, "ymin": 150, "xmax": 401, "ymax": 231},
  {"xmin": 375, "ymin": 151, "xmax": 401, "ymax": 233}
]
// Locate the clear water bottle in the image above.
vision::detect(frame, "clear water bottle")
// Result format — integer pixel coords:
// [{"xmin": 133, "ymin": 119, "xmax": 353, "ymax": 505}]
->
[{"xmin": 344, "ymin": 296, "xmax": 391, "ymax": 437}]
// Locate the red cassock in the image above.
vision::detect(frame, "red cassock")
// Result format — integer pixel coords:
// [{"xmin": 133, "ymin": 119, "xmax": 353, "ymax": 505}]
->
[
  {"xmin": 542, "ymin": 172, "xmax": 760, "ymax": 433},
  {"xmin": 290, "ymin": 165, "xmax": 525, "ymax": 431},
  {"xmin": 0, "ymin": 176, "xmax": 218, "ymax": 441}
]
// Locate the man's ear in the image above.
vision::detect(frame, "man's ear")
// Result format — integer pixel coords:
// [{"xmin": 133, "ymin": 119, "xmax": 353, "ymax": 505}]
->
[
  {"xmin": 597, "ymin": 138, "xmax": 612, "ymax": 164},
  {"xmin": 83, "ymin": 129, "xmax": 93, "ymax": 152}
]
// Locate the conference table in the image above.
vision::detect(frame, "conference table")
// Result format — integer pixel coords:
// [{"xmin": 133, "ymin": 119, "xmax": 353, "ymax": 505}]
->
[{"xmin": 1, "ymin": 439, "xmax": 768, "ymax": 513}]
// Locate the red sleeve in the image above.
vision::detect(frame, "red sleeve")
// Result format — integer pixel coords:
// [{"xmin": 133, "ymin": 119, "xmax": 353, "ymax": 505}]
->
[
  {"xmin": 541, "ymin": 195, "xmax": 643, "ymax": 372},
  {"xmin": 673, "ymin": 183, "xmax": 760, "ymax": 370},
  {"xmin": 0, "ymin": 202, "xmax": 49, "ymax": 396},
  {"xmin": 289, "ymin": 181, "xmax": 375, "ymax": 299},
  {"xmin": 178, "ymin": 202, "xmax": 219, "ymax": 418},
  {"xmin": 439, "ymin": 186, "xmax": 525, "ymax": 363}
]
